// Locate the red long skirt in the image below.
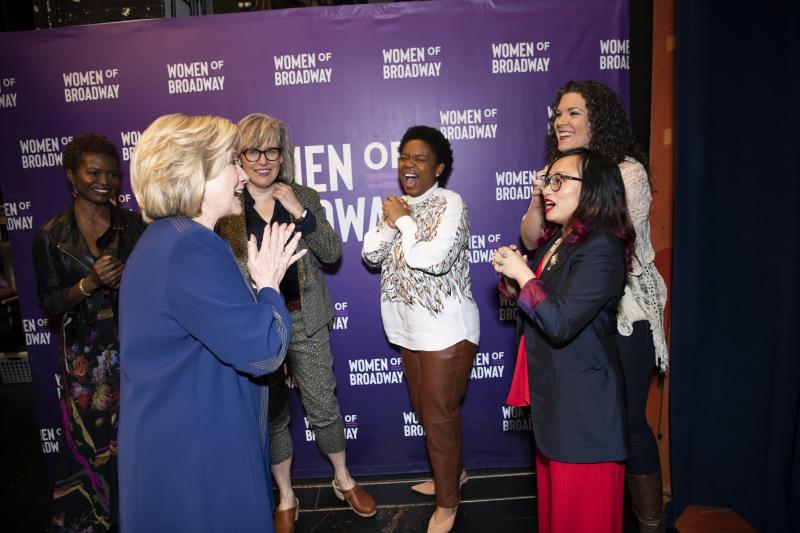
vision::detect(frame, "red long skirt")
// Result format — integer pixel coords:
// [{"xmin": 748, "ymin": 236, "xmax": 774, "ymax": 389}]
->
[{"xmin": 535, "ymin": 449, "xmax": 625, "ymax": 533}]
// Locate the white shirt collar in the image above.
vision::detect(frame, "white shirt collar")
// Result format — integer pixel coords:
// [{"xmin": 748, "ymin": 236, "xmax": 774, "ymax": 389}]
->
[{"xmin": 405, "ymin": 183, "xmax": 439, "ymax": 205}]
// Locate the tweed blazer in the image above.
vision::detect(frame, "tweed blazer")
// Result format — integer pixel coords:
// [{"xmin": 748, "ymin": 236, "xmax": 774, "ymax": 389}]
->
[{"xmin": 217, "ymin": 183, "xmax": 341, "ymax": 336}]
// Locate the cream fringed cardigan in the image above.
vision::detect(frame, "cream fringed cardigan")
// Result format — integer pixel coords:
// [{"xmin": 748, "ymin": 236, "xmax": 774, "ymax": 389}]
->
[{"xmin": 616, "ymin": 157, "xmax": 669, "ymax": 372}]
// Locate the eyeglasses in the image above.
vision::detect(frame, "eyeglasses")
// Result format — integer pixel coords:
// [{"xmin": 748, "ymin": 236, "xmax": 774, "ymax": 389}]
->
[
  {"xmin": 540, "ymin": 173, "xmax": 583, "ymax": 192},
  {"xmin": 242, "ymin": 147, "xmax": 281, "ymax": 162}
]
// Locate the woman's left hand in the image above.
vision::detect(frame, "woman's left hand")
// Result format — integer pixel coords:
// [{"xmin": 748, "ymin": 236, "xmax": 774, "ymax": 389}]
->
[
  {"xmin": 272, "ymin": 183, "xmax": 305, "ymax": 220},
  {"xmin": 492, "ymin": 245, "xmax": 535, "ymax": 286},
  {"xmin": 247, "ymin": 222, "xmax": 307, "ymax": 292}
]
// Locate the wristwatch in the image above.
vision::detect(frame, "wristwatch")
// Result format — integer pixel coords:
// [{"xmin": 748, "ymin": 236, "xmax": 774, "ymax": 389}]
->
[{"xmin": 292, "ymin": 208, "xmax": 307, "ymax": 224}]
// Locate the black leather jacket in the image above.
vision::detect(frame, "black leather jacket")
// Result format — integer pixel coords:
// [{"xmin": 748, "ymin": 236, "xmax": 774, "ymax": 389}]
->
[{"xmin": 32, "ymin": 204, "xmax": 145, "ymax": 325}]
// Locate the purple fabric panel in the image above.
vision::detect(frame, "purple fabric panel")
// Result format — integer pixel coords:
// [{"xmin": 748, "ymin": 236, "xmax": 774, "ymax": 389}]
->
[{"xmin": 0, "ymin": 0, "xmax": 630, "ymax": 479}]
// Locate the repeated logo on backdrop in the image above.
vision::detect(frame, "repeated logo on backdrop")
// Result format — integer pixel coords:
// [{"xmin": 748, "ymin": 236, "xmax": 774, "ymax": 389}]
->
[
  {"xmin": 490, "ymin": 41, "xmax": 551, "ymax": 74},
  {"xmin": 347, "ymin": 355, "xmax": 404, "ymax": 386},
  {"xmin": 303, "ymin": 413, "xmax": 360, "ymax": 441},
  {"xmin": 167, "ymin": 60, "xmax": 226, "ymax": 94},
  {"xmin": 3, "ymin": 200, "xmax": 35, "ymax": 231},
  {"xmin": 382, "ymin": 46, "xmax": 443, "ymax": 79},
  {"xmin": 438, "ymin": 108, "xmax": 498, "ymax": 140},
  {"xmin": 0, "ymin": 75, "xmax": 17, "ymax": 108},
  {"xmin": 19, "ymin": 136, "xmax": 70, "ymax": 169},
  {"xmin": 274, "ymin": 51, "xmax": 333, "ymax": 86},
  {"xmin": 599, "ymin": 38, "xmax": 630, "ymax": 70},
  {"xmin": 63, "ymin": 68, "xmax": 120, "ymax": 102}
]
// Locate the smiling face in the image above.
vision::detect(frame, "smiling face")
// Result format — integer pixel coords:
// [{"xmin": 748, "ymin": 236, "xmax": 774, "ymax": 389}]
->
[
  {"xmin": 240, "ymin": 133, "xmax": 282, "ymax": 192},
  {"xmin": 68, "ymin": 152, "xmax": 120, "ymax": 206},
  {"xmin": 553, "ymin": 92, "xmax": 592, "ymax": 152},
  {"xmin": 202, "ymin": 150, "xmax": 248, "ymax": 220},
  {"xmin": 542, "ymin": 154, "xmax": 582, "ymax": 227},
  {"xmin": 398, "ymin": 139, "xmax": 445, "ymax": 197}
]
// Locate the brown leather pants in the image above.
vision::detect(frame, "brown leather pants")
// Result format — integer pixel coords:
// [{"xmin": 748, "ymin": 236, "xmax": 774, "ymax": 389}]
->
[{"xmin": 401, "ymin": 340, "xmax": 478, "ymax": 507}]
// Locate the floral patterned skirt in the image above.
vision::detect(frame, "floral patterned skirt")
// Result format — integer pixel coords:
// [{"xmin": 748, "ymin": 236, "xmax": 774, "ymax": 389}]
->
[{"xmin": 51, "ymin": 308, "xmax": 120, "ymax": 532}]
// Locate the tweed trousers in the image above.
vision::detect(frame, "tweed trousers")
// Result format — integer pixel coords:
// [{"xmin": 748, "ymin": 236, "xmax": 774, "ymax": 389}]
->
[{"xmin": 268, "ymin": 309, "xmax": 345, "ymax": 464}]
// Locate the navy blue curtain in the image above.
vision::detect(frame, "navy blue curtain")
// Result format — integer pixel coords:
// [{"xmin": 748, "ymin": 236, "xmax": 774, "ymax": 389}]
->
[{"xmin": 670, "ymin": 2, "xmax": 799, "ymax": 532}]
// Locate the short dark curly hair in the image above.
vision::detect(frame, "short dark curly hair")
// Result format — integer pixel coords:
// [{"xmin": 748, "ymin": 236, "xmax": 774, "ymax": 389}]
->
[
  {"xmin": 398, "ymin": 125, "xmax": 454, "ymax": 186},
  {"xmin": 62, "ymin": 134, "xmax": 120, "ymax": 174},
  {"xmin": 546, "ymin": 80, "xmax": 647, "ymax": 171}
]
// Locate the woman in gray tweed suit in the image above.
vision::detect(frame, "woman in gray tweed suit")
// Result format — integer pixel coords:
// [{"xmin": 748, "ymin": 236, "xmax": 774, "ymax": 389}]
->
[{"xmin": 217, "ymin": 114, "xmax": 376, "ymax": 533}]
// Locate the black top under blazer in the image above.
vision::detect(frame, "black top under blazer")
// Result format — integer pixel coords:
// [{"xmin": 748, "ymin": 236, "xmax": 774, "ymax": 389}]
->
[{"xmin": 519, "ymin": 227, "xmax": 628, "ymax": 464}]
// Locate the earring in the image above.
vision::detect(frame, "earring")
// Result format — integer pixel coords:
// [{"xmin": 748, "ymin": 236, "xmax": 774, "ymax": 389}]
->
[{"xmin": 72, "ymin": 185, "xmax": 77, "ymax": 197}]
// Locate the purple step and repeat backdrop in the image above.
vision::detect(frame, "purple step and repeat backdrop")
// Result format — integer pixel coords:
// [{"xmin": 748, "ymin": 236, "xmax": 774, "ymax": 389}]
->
[{"xmin": 0, "ymin": 0, "xmax": 630, "ymax": 479}]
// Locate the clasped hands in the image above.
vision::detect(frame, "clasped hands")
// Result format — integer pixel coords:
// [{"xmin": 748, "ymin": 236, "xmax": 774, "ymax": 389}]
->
[
  {"xmin": 382, "ymin": 195, "xmax": 410, "ymax": 229},
  {"xmin": 247, "ymin": 222, "xmax": 307, "ymax": 292},
  {"xmin": 85, "ymin": 255, "xmax": 125, "ymax": 291},
  {"xmin": 492, "ymin": 244, "xmax": 535, "ymax": 288}
]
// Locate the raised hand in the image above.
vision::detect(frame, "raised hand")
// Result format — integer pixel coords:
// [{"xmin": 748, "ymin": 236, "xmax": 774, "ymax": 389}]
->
[
  {"xmin": 272, "ymin": 183, "xmax": 305, "ymax": 220},
  {"xmin": 247, "ymin": 222, "xmax": 307, "ymax": 292}
]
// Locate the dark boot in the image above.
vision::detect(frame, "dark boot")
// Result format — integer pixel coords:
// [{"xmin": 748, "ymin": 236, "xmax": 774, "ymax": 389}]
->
[{"xmin": 626, "ymin": 472, "xmax": 665, "ymax": 533}]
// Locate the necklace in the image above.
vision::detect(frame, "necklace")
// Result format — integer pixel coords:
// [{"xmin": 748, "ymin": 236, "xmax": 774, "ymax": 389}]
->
[{"xmin": 544, "ymin": 236, "xmax": 564, "ymax": 270}]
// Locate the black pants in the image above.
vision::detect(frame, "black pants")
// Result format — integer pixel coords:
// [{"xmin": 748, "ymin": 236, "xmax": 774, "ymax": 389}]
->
[{"xmin": 618, "ymin": 321, "xmax": 661, "ymax": 475}]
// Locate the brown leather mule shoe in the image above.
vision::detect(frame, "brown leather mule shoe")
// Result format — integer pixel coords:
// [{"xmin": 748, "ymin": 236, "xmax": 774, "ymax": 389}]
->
[
  {"xmin": 332, "ymin": 480, "xmax": 377, "ymax": 517},
  {"xmin": 273, "ymin": 497, "xmax": 299, "ymax": 533}
]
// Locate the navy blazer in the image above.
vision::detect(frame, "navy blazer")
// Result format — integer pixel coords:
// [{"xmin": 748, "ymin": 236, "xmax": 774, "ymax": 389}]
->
[
  {"xmin": 118, "ymin": 217, "xmax": 290, "ymax": 532},
  {"xmin": 520, "ymin": 227, "xmax": 627, "ymax": 464}
]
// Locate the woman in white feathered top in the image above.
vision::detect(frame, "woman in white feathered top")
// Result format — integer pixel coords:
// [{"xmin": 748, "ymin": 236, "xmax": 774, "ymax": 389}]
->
[{"xmin": 362, "ymin": 125, "xmax": 479, "ymax": 533}]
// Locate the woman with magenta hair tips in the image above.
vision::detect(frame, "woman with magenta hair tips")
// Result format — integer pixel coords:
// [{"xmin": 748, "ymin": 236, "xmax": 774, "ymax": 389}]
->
[
  {"xmin": 521, "ymin": 80, "xmax": 669, "ymax": 532},
  {"xmin": 495, "ymin": 148, "xmax": 634, "ymax": 533}
]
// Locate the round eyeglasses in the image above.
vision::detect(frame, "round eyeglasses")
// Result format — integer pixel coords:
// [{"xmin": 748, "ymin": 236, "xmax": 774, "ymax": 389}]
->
[
  {"xmin": 242, "ymin": 147, "xmax": 281, "ymax": 162},
  {"xmin": 540, "ymin": 172, "xmax": 583, "ymax": 192}
]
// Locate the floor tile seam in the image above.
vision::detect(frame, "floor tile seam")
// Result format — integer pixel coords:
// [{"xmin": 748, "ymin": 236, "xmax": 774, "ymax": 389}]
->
[
  {"xmin": 291, "ymin": 472, "xmax": 535, "ymax": 489},
  {"xmin": 298, "ymin": 494, "xmax": 536, "ymax": 513}
]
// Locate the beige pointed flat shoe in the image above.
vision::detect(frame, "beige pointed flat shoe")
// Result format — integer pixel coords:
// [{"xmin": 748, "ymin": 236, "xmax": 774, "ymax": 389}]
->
[{"xmin": 410, "ymin": 470, "xmax": 468, "ymax": 496}]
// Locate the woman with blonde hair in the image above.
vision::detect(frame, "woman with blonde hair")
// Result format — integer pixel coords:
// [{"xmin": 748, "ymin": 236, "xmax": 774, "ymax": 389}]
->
[
  {"xmin": 118, "ymin": 113, "xmax": 304, "ymax": 532},
  {"xmin": 218, "ymin": 113, "xmax": 376, "ymax": 532}
]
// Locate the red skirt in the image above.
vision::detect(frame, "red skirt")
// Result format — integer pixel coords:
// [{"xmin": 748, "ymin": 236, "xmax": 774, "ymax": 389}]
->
[{"xmin": 536, "ymin": 449, "xmax": 625, "ymax": 533}]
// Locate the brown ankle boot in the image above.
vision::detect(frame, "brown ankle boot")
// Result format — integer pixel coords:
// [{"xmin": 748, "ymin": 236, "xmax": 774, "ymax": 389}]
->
[{"xmin": 626, "ymin": 472, "xmax": 665, "ymax": 533}]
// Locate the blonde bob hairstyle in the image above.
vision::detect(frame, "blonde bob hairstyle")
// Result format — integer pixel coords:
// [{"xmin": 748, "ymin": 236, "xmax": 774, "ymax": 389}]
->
[
  {"xmin": 130, "ymin": 113, "xmax": 239, "ymax": 223},
  {"xmin": 237, "ymin": 113, "xmax": 295, "ymax": 185}
]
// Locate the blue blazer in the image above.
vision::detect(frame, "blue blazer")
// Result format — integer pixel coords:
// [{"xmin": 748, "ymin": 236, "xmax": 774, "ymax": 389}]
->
[
  {"xmin": 520, "ymin": 227, "xmax": 627, "ymax": 464},
  {"xmin": 118, "ymin": 217, "xmax": 290, "ymax": 533}
]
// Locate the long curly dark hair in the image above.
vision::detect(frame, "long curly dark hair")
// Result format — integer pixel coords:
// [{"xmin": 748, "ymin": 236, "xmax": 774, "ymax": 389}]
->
[{"xmin": 546, "ymin": 80, "xmax": 647, "ymax": 174}]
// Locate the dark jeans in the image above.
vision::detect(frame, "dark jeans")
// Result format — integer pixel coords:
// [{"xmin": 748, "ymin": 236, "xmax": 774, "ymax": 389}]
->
[{"xmin": 618, "ymin": 321, "xmax": 661, "ymax": 475}]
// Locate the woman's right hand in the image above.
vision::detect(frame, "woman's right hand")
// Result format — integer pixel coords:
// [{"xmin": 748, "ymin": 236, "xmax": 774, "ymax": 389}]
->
[
  {"xmin": 493, "ymin": 245, "xmax": 534, "ymax": 287},
  {"xmin": 247, "ymin": 222, "xmax": 307, "ymax": 292},
  {"xmin": 84, "ymin": 255, "xmax": 124, "ymax": 291}
]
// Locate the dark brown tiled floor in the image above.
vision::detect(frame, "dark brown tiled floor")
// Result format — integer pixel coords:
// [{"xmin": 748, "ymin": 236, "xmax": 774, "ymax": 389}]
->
[{"xmin": 1, "ymin": 381, "xmax": 753, "ymax": 532}]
